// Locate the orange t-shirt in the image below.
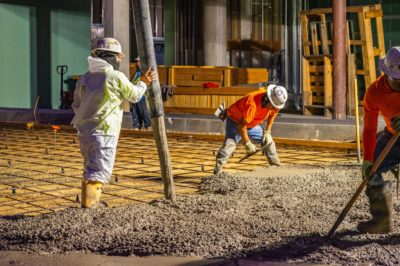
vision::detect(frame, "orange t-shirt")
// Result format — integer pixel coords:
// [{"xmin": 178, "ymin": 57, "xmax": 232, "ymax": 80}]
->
[
  {"xmin": 363, "ymin": 75, "xmax": 400, "ymax": 161},
  {"xmin": 227, "ymin": 89, "xmax": 278, "ymax": 129}
]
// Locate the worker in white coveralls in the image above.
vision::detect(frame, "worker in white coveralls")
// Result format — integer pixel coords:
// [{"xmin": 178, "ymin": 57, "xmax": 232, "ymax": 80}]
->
[
  {"xmin": 72, "ymin": 37, "xmax": 157, "ymax": 208},
  {"xmin": 214, "ymin": 85, "xmax": 288, "ymax": 174}
]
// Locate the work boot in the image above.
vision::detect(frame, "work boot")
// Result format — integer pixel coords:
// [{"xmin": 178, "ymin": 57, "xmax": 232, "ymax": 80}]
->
[
  {"xmin": 213, "ymin": 138, "xmax": 237, "ymax": 175},
  {"xmin": 82, "ymin": 180, "xmax": 104, "ymax": 209},
  {"xmin": 357, "ymin": 181, "xmax": 393, "ymax": 234},
  {"xmin": 263, "ymin": 141, "xmax": 281, "ymax": 166}
]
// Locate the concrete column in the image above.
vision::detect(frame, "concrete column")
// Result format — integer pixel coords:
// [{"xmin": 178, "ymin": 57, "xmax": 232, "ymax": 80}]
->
[
  {"xmin": 104, "ymin": 0, "xmax": 130, "ymax": 111},
  {"xmin": 241, "ymin": 0, "xmax": 252, "ymax": 40},
  {"xmin": 203, "ymin": 0, "xmax": 227, "ymax": 66}
]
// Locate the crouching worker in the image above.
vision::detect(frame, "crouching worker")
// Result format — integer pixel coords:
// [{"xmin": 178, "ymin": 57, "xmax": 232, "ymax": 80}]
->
[
  {"xmin": 213, "ymin": 85, "xmax": 288, "ymax": 175},
  {"xmin": 71, "ymin": 37, "xmax": 157, "ymax": 208},
  {"xmin": 359, "ymin": 46, "xmax": 400, "ymax": 233}
]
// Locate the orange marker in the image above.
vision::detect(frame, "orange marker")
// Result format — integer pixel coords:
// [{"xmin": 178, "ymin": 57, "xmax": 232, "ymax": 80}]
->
[{"xmin": 51, "ymin": 125, "xmax": 60, "ymax": 133}]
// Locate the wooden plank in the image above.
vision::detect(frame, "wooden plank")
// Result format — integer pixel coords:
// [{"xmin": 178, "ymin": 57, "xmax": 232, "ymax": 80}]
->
[
  {"xmin": 358, "ymin": 11, "xmax": 372, "ymax": 87},
  {"xmin": 312, "ymin": 96, "xmax": 324, "ymax": 104},
  {"xmin": 237, "ymin": 68, "xmax": 268, "ymax": 84},
  {"xmin": 310, "ymin": 75, "xmax": 324, "ymax": 82},
  {"xmin": 157, "ymin": 66, "xmax": 168, "ymax": 85},
  {"xmin": 323, "ymin": 56, "xmax": 333, "ymax": 117},
  {"xmin": 360, "ymin": 10, "xmax": 376, "ymax": 85},
  {"xmin": 302, "ymin": 57, "xmax": 311, "ymax": 115},
  {"xmin": 349, "ymin": 40, "xmax": 366, "ymax": 46},
  {"xmin": 309, "ymin": 85, "xmax": 325, "ymax": 92},
  {"xmin": 192, "ymin": 74, "xmax": 223, "ymax": 81},
  {"xmin": 300, "ymin": 15, "xmax": 311, "ymax": 56},
  {"xmin": 164, "ymin": 107, "xmax": 215, "ymax": 115},
  {"xmin": 320, "ymin": 14, "xmax": 330, "ymax": 55},
  {"xmin": 375, "ymin": 12, "xmax": 385, "ymax": 59},
  {"xmin": 171, "ymin": 87, "xmax": 257, "ymax": 96},
  {"xmin": 173, "ymin": 79, "xmax": 223, "ymax": 87},
  {"xmin": 310, "ymin": 22, "xmax": 320, "ymax": 55},
  {"xmin": 300, "ymin": 5, "xmax": 369, "ymax": 16},
  {"xmin": 308, "ymin": 65, "xmax": 325, "ymax": 73},
  {"xmin": 169, "ymin": 66, "xmax": 176, "ymax": 85}
]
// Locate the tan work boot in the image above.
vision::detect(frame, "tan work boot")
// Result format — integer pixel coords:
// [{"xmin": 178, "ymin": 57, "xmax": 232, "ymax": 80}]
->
[
  {"xmin": 357, "ymin": 181, "xmax": 393, "ymax": 234},
  {"xmin": 263, "ymin": 141, "xmax": 281, "ymax": 166},
  {"xmin": 82, "ymin": 180, "xmax": 104, "ymax": 209},
  {"xmin": 213, "ymin": 138, "xmax": 237, "ymax": 175}
]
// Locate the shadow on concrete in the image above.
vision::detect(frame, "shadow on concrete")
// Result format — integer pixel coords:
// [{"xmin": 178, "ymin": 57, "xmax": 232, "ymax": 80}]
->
[{"xmin": 179, "ymin": 230, "xmax": 400, "ymax": 266}]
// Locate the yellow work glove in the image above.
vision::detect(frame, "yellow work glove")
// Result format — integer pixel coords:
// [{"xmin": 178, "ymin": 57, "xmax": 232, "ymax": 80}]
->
[
  {"xmin": 391, "ymin": 116, "xmax": 400, "ymax": 132},
  {"xmin": 361, "ymin": 160, "xmax": 373, "ymax": 179},
  {"xmin": 245, "ymin": 141, "xmax": 257, "ymax": 155},
  {"xmin": 262, "ymin": 129, "xmax": 273, "ymax": 146}
]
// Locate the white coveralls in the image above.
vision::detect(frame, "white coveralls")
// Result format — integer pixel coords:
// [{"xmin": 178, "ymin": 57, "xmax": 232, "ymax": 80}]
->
[{"xmin": 72, "ymin": 56, "xmax": 147, "ymax": 184}]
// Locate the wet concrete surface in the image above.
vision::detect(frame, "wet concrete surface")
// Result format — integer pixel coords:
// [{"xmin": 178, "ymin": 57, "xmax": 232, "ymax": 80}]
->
[{"xmin": 1, "ymin": 164, "xmax": 399, "ymax": 265}]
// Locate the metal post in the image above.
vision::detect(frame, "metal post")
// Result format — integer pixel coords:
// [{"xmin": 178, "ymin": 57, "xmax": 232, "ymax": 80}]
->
[
  {"xmin": 132, "ymin": 0, "xmax": 176, "ymax": 202},
  {"xmin": 332, "ymin": 0, "xmax": 347, "ymax": 120}
]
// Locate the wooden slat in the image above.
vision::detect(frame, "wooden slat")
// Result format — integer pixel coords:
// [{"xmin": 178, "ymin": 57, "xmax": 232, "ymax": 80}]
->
[
  {"xmin": 310, "ymin": 22, "xmax": 320, "ymax": 55},
  {"xmin": 308, "ymin": 65, "xmax": 325, "ymax": 73},
  {"xmin": 301, "ymin": 15, "xmax": 311, "ymax": 56},
  {"xmin": 172, "ymin": 87, "xmax": 258, "ymax": 96},
  {"xmin": 323, "ymin": 56, "xmax": 333, "ymax": 117},
  {"xmin": 164, "ymin": 107, "xmax": 215, "ymax": 115},
  {"xmin": 320, "ymin": 14, "xmax": 330, "ymax": 55},
  {"xmin": 192, "ymin": 73, "xmax": 223, "ymax": 81}
]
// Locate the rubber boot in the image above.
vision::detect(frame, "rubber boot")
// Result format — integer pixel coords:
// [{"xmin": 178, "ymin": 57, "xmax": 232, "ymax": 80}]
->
[
  {"xmin": 213, "ymin": 138, "xmax": 237, "ymax": 174},
  {"xmin": 82, "ymin": 180, "xmax": 104, "ymax": 209},
  {"xmin": 263, "ymin": 141, "xmax": 281, "ymax": 166},
  {"xmin": 357, "ymin": 181, "xmax": 393, "ymax": 234}
]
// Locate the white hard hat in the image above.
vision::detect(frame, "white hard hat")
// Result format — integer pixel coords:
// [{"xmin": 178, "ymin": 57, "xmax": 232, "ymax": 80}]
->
[
  {"xmin": 266, "ymin": 84, "xmax": 288, "ymax": 110},
  {"xmin": 379, "ymin": 47, "xmax": 400, "ymax": 79},
  {"xmin": 93, "ymin": 37, "xmax": 124, "ymax": 57}
]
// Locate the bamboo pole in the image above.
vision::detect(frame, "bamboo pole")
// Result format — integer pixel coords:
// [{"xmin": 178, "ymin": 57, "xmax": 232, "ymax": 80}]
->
[{"xmin": 132, "ymin": 0, "xmax": 176, "ymax": 202}]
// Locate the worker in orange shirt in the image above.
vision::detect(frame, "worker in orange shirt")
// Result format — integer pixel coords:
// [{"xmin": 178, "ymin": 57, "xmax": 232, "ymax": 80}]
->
[
  {"xmin": 213, "ymin": 85, "xmax": 288, "ymax": 175},
  {"xmin": 359, "ymin": 46, "xmax": 400, "ymax": 233}
]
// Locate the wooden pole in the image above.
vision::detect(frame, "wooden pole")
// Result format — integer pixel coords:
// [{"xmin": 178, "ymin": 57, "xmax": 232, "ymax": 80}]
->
[{"xmin": 132, "ymin": 0, "xmax": 176, "ymax": 202}]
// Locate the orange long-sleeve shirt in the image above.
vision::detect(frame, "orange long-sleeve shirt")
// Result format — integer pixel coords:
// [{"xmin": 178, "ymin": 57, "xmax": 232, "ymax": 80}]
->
[
  {"xmin": 227, "ymin": 89, "xmax": 278, "ymax": 129},
  {"xmin": 363, "ymin": 75, "xmax": 400, "ymax": 161}
]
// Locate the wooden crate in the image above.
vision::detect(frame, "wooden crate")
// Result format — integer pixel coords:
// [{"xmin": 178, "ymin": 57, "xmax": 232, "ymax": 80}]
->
[
  {"xmin": 163, "ymin": 86, "xmax": 260, "ymax": 115},
  {"xmin": 302, "ymin": 55, "xmax": 332, "ymax": 116},
  {"xmin": 300, "ymin": 4, "xmax": 385, "ymax": 116}
]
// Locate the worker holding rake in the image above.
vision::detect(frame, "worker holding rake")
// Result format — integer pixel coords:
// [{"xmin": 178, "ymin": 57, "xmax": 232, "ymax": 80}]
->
[
  {"xmin": 213, "ymin": 85, "xmax": 288, "ymax": 175},
  {"xmin": 360, "ymin": 46, "xmax": 400, "ymax": 233},
  {"xmin": 71, "ymin": 37, "xmax": 156, "ymax": 209}
]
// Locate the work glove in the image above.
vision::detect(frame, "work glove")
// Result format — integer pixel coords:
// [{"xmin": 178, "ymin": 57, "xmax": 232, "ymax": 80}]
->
[
  {"xmin": 361, "ymin": 160, "xmax": 373, "ymax": 179},
  {"xmin": 262, "ymin": 129, "xmax": 273, "ymax": 146},
  {"xmin": 245, "ymin": 141, "xmax": 257, "ymax": 155},
  {"xmin": 391, "ymin": 116, "xmax": 400, "ymax": 132}
]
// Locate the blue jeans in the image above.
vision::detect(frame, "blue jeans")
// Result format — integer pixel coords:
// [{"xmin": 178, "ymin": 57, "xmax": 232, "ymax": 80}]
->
[
  {"xmin": 370, "ymin": 128, "xmax": 400, "ymax": 186},
  {"xmin": 131, "ymin": 96, "xmax": 151, "ymax": 129},
  {"xmin": 225, "ymin": 118, "xmax": 263, "ymax": 144}
]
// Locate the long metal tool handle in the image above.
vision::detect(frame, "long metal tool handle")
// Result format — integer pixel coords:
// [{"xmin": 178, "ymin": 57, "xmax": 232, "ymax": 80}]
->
[
  {"xmin": 238, "ymin": 143, "xmax": 270, "ymax": 163},
  {"xmin": 327, "ymin": 131, "xmax": 400, "ymax": 238}
]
